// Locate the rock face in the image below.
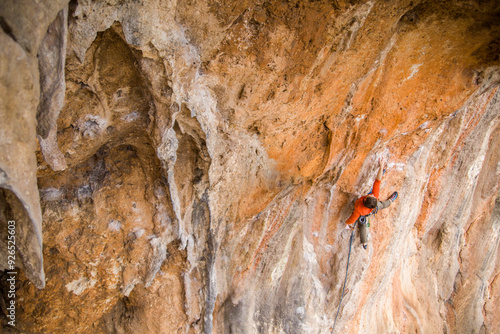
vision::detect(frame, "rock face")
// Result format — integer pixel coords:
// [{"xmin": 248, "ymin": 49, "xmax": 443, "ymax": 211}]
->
[{"xmin": 0, "ymin": 0, "xmax": 500, "ymax": 333}]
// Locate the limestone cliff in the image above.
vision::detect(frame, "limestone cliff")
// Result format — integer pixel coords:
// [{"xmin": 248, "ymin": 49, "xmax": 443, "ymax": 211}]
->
[{"xmin": 0, "ymin": 0, "xmax": 499, "ymax": 333}]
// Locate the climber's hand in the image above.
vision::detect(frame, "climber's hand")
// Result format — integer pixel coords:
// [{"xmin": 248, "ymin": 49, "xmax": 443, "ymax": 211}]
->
[
  {"xmin": 345, "ymin": 224, "xmax": 354, "ymax": 230},
  {"xmin": 377, "ymin": 158, "xmax": 386, "ymax": 180},
  {"xmin": 379, "ymin": 157, "xmax": 386, "ymax": 170}
]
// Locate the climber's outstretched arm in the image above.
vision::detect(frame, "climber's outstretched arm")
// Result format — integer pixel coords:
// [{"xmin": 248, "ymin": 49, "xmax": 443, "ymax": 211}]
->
[
  {"xmin": 370, "ymin": 159, "xmax": 385, "ymax": 198},
  {"xmin": 376, "ymin": 158, "xmax": 385, "ymax": 181}
]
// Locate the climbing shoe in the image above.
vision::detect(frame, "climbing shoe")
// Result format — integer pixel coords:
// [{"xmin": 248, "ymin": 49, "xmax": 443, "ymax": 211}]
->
[
  {"xmin": 362, "ymin": 243, "xmax": 367, "ymax": 250},
  {"xmin": 389, "ymin": 191, "xmax": 398, "ymax": 202}
]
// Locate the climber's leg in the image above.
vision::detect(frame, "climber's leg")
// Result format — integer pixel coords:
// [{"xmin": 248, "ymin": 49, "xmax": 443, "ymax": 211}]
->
[
  {"xmin": 359, "ymin": 220, "xmax": 368, "ymax": 246},
  {"xmin": 377, "ymin": 192, "xmax": 398, "ymax": 211},
  {"xmin": 376, "ymin": 199, "xmax": 392, "ymax": 211}
]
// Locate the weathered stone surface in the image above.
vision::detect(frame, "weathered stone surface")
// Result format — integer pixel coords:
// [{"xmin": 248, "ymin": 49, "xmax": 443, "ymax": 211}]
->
[
  {"xmin": 0, "ymin": 30, "xmax": 45, "ymax": 289},
  {"xmin": 0, "ymin": 0, "xmax": 69, "ymax": 55},
  {"xmin": 37, "ymin": 6, "xmax": 68, "ymax": 141},
  {"xmin": 1, "ymin": 0, "xmax": 500, "ymax": 333}
]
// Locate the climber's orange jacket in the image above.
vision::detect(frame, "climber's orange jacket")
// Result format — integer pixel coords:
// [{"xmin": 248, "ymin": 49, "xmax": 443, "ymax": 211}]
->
[{"xmin": 345, "ymin": 179, "xmax": 381, "ymax": 225}]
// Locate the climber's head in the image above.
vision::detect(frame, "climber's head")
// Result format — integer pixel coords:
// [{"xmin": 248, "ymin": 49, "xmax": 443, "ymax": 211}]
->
[{"xmin": 363, "ymin": 195, "xmax": 377, "ymax": 209}]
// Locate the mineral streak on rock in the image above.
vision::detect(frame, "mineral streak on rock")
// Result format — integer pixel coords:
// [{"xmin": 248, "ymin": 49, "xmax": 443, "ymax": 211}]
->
[{"xmin": 0, "ymin": 0, "xmax": 500, "ymax": 333}]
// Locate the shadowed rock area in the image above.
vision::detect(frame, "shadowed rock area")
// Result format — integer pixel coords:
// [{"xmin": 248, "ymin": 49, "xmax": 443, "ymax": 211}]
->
[{"xmin": 0, "ymin": 0, "xmax": 499, "ymax": 333}]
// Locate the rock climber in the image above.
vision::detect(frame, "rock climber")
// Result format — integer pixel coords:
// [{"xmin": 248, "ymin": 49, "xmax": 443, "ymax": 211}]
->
[{"xmin": 344, "ymin": 159, "xmax": 398, "ymax": 249}]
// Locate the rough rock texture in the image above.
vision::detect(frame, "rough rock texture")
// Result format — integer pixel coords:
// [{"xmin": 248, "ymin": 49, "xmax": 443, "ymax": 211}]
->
[
  {"xmin": 1, "ymin": 0, "xmax": 500, "ymax": 333},
  {"xmin": 0, "ymin": 0, "xmax": 70, "ymax": 290}
]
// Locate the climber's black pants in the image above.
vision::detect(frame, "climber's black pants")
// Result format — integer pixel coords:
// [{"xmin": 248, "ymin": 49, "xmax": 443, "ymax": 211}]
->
[{"xmin": 359, "ymin": 199, "xmax": 392, "ymax": 244}]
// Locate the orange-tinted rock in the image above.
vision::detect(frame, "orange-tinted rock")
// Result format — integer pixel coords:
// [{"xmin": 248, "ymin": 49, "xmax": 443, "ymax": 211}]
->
[{"xmin": 1, "ymin": 1, "xmax": 499, "ymax": 333}]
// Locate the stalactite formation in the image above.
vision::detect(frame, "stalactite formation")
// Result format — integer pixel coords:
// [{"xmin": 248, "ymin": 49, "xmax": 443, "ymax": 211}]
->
[{"xmin": 0, "ymin": 0, "xmax": 499, "ymax": 333}]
